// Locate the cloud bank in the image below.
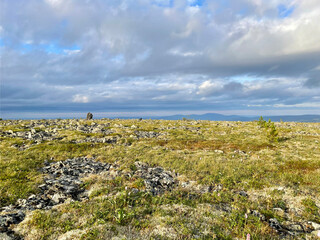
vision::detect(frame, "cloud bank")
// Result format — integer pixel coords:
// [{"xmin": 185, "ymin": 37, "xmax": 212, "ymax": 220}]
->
[{"xmin": 1, "ymin": 0, "xmax": 320, "ymax": 118}]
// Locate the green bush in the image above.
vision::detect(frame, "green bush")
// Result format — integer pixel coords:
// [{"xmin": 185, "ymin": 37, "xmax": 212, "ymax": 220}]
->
[{"xmin": 258, "ymin": 117, "xmax": 278, "ymax": 142}]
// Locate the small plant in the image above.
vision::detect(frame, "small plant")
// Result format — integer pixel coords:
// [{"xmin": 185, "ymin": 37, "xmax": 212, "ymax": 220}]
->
[
  {"xmin": 267, "ymin": 121, "xmax": 278, "ymax": 142},
  {"xmin": 301, "ymin": 198, "xmax": 320, "ymax": 223},
  {"xmin": 273, "ymin": 199, "xmax": 287, "ymax": 210},
  {"xmin": 129, "ymin": 163, "xmax": 137, "ymax": 172},
  {"xmin": 132, "ymin": 178, "xmax": 145, "ymax": 189},
  {"xmin": 80, "ymin": 228, "xmax": 100, "ymax": 240},
  {"xmin": 109, "ymin": 190, "xmax": 135, "ymax": 225},
  {"xmin": 258, "ymin": 116, "xmax": 279, "ymax": 142},
  {"xmin": 126, "ymin": 137, "xmax": 134, "ymax": 145},
  {"xmin": 114, "ymin": 207, "xmax": 127, "ymax": 225},
  {"xmin": 258, "ymin": 116, "xmax": 266, "ymax": 128}
]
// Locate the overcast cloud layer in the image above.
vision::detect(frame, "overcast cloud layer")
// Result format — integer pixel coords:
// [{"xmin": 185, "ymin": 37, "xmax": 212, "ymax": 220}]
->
[{"xmin": 1, "ymin": 0, "xmax": 320, "ymax": 118}]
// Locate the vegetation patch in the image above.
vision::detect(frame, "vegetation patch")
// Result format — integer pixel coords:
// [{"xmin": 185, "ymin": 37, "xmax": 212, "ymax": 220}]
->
[{"xmin": 1, "ymin": 119, "xmax": 319, "ymax": 239}]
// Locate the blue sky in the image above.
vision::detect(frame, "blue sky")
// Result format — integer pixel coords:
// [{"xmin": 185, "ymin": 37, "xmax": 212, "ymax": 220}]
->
[
  {"xmin": 277, "ymin": 4, "xmax": 295, "ymax": 18},
  {"xmin": 1, "ymin": 0, "xmax": 320, "ymax": 119}
]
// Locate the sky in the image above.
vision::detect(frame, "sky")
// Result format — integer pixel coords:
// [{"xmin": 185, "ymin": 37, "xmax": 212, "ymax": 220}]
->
[{"xmin": 0, "ymin": 0, "xmax": 320, "ymax": 119}]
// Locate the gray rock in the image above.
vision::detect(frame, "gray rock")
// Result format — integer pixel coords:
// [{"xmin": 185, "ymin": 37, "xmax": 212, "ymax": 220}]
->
[
  {"xmin": 282, "ymin": 221, "xmax": 304, "ymax": 232},
  {"xmin": 51, "ymin": 193, "xmax": 66, "ymax": 204},
  {"xmin": 131, "ymin": 188, "xmax": 139, "ymax": 194},
  {"xmin": 134, "ymin": 131, "xmax": 162, "ymax": 139},
  {"xmin": 133, "ymin": 161, "xmax": 177, "ymax": 195},
  {"xmin": 250, "ymin": 210, "xmax": 265, "ymax": 221},
  {"xmin": 0, "ymin": 232, "xmax": 14, "ymax": 240},
  {"xmin": 0, "ymin": 157, "xmax": 112, "ymax": 237},
  {"xmin": 272, "ymin": 207, "xmax": 285, "ymax": 217},
  {"xmin": 269, "ymin": 218, "xmax": 282, "ymax": 230},
  {"xmin": 0, "ymin": 211, "xmax": 25, "ymax": 231},
  {"xmin": 310, "ymin": 222, "xmax": 320, "ymax": 230},
  {"xmin": 239, "ymin": 190, "xmax": 248, "ymax": 197}
]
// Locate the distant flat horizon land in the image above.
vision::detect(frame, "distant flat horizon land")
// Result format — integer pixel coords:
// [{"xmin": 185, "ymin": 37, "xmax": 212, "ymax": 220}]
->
[{"xmin": 1, "ymin": 112, "xmax": 320, "ymax": 122}]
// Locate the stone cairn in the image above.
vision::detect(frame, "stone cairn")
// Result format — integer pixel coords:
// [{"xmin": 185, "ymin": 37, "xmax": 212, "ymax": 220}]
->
[{"xmin": 86, "ymin": 112, "xmax": 93, "ymax": 120}]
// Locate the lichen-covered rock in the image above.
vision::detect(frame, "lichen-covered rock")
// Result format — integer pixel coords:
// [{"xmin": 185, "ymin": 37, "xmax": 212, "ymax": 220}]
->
[
  {"xmin": 282, "ymin": 221, "xmax": 304, "ymax": 232},
  {"xmin": 0, "ymin": 232, "xmax": 15, "ymax": 240},
  {"xmin": 3, "ymin": 130, "xmax": 59, "ymax": 143},
  {"xmin": 268, "ymin": 218, "xmax": 282, "ymax": 231},
  {"xmin": 134, "ymin": 130, "xmax": 166, "ymax": 139},
  {"xmin": 0, "ymin": 158, "xmax": 112, "ymax": 236},
  {"xmin": 70, "ymin": 136, "xmax": 117, "ymax": 144},
  {"xmin": 0, "ymin": 211, "xmax": 25, "ymax": 233},
  {"xmin": 133, "ymin": 161, "xmax": 178, "ymax": 195}
]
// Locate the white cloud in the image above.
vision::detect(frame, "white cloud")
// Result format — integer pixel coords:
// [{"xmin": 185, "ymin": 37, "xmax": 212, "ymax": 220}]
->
[
  {"xmin": 168, "ymin": 48, "xmax": 203, "ymax": 57},
  {"xmin": 274, "ymin": 102, "xmax": 320, "ymax": 108},
  {"xmin": 45, "ymin": 0, "xmax": 61, "ymax": 6},
  {"xmin": 1, "ymin": 0, "xmax": 320, "ymax": 115},
  {"xmin": 197, "ymin": 80, "xmax": 224, "ymax": 96},
  {"xmin": 72, "ymin": 94, "xmax": 89, "ymax": 103}
]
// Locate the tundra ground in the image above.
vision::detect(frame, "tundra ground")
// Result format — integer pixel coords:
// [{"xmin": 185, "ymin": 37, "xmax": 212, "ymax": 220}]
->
[{"xmin": 0, "ymin": 119, "xmax": 319, "ymax": 239}]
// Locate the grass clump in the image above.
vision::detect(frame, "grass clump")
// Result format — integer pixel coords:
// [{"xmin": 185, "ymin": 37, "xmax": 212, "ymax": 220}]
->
[{"xmin": 301, "ymin": 198, "xmax": 320, "ymax": 223}]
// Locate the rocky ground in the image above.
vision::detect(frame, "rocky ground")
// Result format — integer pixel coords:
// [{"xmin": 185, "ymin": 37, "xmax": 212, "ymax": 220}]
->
[{"xmin": 0, "ymin": 119, "xmax": 319, "ymax": 239}]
